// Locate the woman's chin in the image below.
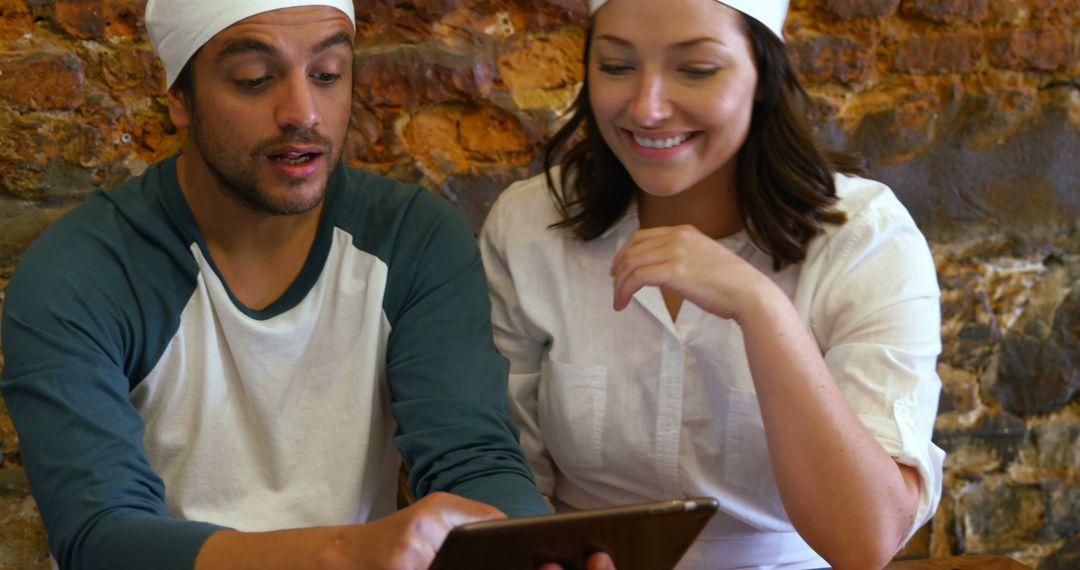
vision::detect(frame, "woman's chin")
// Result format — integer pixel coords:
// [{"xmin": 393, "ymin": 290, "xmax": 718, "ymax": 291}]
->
[{"xmin": 631, "ymin": 179, "xmax": 690, "ymax": 199}]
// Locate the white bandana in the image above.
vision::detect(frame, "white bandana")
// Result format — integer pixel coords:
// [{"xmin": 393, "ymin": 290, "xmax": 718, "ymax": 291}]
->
[
  {"xmin": 145, "ymin": 0, "xmax": 356, "ymax": 89},
  {"xmin": 588, "ymin": 0, "xmax": 788, "ymax": 41}
]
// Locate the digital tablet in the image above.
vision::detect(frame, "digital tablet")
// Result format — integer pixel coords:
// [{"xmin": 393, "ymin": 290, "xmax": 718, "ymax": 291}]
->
[{"xmin": 429, "ymin": 497, "xmax": 719, "ymax": 570}]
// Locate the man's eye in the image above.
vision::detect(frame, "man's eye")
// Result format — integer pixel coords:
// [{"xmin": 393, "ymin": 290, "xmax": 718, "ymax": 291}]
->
[
  {"xmin": 312, "ymin": 72, "xmax": 342, "ymax": 84},
  {"xmin": 237, "ymin": 77, "xmax": 270, "ymax": 89}
]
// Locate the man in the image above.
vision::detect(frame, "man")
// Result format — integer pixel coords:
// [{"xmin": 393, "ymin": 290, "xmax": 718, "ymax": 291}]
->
[{"xmin": 0, "ymin": 2, "xmax": 554, "ymax": 568}]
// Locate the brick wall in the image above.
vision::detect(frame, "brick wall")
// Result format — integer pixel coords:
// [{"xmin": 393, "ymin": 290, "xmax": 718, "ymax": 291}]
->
[{"xmin": 0, "ymin": 1, "xmax": 1077, "ymax": 568}]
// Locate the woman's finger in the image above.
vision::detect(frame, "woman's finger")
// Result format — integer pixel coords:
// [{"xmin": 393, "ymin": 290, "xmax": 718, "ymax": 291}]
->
[
  {"xmin": 611, "ymin": 229, "xmax": 675, "ymax": 276},
  {"xmin": 613, "ymin": 261, "xmax": 673, "ymax": 310}
]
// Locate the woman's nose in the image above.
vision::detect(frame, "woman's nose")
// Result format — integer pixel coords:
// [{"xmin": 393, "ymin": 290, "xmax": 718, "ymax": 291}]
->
[{"xmin": 627, "ymin": 71, "xmax": 672, "ymax": 126}]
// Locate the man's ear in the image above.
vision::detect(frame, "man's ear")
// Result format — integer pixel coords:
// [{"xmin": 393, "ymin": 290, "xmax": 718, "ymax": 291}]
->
[{"xmin": 167, "ymin": 85, "xmax": 192, "ymax": 130}]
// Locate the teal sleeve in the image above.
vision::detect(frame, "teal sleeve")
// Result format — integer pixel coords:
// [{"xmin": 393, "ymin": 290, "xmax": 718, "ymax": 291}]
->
[
  {"xmin": 0, "ymin": 197, "xmax": 224, "ymax": 570},
  {"xmin": 380, "ymin": 189, "xmax": 549, "ymax": 517}
]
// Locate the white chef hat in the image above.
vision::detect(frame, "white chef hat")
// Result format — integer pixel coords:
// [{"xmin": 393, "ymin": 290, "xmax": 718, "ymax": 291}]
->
[
  {"xmin": 588, "ymin": 0, "xmax": 788, "ymax": 41},
  {"xmin": 145, "ymin": 0, "xmax": 357, "ymax": 89}
]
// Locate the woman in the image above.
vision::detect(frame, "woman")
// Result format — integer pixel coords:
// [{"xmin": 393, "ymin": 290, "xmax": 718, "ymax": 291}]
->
[{"xmin": 479, "ymin": 0, "xmax": 945, "ymax": 568}]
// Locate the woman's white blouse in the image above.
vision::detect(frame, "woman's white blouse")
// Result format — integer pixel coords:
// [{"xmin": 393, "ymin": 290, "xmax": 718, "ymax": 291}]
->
[{"xmin": 479, "ymin": 172, "xmax": 946, "ymax": 569}]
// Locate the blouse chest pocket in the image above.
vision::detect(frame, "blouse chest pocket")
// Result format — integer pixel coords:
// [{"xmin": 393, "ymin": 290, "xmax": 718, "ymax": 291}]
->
[
  {"xmin": 723, "ymin": 389, "xmax": 777, "ymax": 491},
  {"xmin": 538, "ymin": 358, "xmax": 608, "ymax": 469}
]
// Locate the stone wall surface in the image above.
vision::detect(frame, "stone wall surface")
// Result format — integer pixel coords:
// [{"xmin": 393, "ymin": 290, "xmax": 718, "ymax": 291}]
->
[{"xmin": 0, "ymin": 0, "xmax": 1076, "ymax": 568}]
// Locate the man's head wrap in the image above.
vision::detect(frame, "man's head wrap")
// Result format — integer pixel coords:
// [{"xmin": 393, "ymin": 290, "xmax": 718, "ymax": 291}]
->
[{"xmin": 145, "ymin": 0, "xmax": 357, "ymax": 89}]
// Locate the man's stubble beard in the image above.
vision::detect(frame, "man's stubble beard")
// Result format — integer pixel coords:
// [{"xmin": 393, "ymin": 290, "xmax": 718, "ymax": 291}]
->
[{"xmin": 188, "ymin": 109, "xmax": 343, "ymax": 217}]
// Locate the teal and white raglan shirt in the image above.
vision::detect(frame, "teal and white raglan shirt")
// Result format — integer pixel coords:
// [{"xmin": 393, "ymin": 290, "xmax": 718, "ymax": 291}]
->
[{"xmin": 0, "ymin": 156, "xmax": 547, "ymax": 570}]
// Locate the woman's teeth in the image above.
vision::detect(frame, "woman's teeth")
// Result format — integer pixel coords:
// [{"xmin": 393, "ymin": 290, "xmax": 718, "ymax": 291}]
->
[{"xmin": 632, "ymin": 133, "xmax": 691, "ymax": 149}]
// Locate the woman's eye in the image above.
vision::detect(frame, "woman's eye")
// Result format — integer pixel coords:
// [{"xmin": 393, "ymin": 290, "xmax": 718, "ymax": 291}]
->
[
  {"xmin": 681, "ymin": 67, "xmax": 719, "ymax": 78},
  {"xmin": 597, "ymin": 63, "xmax": 633, "ymax": 75}
]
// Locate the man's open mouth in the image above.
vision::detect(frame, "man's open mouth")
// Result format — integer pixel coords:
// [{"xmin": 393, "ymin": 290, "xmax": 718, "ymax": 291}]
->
[{"xmin": 270, "ymin": 151, "xmax": 321, "ymax": 165}]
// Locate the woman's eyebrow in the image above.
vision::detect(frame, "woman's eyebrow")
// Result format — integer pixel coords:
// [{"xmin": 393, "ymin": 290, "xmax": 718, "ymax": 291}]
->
[
  {"xmin": 594, "ymin": 34, "xmax": 633, "ymax": 48},
  {"xmin": 672, "ymin": 37, "xmax": 726, "ymax": 49},
  {"xmin": 593, "ymin": 35, "xmax": 726, "ymax": 50}
]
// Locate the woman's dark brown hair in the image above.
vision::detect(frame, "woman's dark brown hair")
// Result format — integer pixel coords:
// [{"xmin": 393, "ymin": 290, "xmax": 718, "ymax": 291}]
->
[{"xmin": 543, "ymin": 14, "xmax": 864, "ymax": 271}]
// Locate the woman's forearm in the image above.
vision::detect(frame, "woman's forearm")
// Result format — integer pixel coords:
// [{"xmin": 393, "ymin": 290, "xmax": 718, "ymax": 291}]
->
[{"xmin": 738, "ymin": 285, "xmax": 921, "ymax": 569}]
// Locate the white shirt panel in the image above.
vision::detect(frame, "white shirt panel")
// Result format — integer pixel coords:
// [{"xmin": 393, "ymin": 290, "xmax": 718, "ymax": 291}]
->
[
  {"xmin": 480, "ymin": 172, "xmax": 945, "ymax": 569},
  {"xmin": 131, "ymin": 227, "xmax": 398, "ymax": 531}
]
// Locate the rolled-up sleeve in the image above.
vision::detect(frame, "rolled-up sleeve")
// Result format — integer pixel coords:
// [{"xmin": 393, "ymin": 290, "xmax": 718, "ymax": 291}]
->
[{"xmin": 808, "ymin": 192, "xmax": 946, "ymax": 541}]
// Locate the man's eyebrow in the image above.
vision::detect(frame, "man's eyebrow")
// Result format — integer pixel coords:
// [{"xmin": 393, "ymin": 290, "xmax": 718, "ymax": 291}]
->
[
  {"xmin": 215, "ymin": 38, "xmax": 279, "ymax": 63},
  {"xmin": 213, "ymin": 31, "xmax": 352, "ymax": 63},
  {"xmin": 315, "ymin": 31, "xmax": 353, "ymax": 54}
]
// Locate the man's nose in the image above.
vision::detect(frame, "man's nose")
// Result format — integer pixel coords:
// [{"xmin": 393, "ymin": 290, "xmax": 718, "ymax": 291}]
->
[{"xmin": 275, "ymin": 74, "xmax": 320, "ymax": 131}]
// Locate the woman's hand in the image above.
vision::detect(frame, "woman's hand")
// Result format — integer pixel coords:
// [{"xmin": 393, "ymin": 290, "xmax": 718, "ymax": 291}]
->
[
  {"xmin": 610, "ymin": 225, "xmax": 772, "ymax": 321},
  {"xmin": 539, "ymin": 551, "xmax": 616, "ymax": 570}
]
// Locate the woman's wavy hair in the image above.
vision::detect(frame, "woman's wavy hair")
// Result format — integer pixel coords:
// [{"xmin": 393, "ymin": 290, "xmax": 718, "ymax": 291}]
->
[{"xmin": 543, "ymin": 14, "xmax": 864, "ymax": 271}]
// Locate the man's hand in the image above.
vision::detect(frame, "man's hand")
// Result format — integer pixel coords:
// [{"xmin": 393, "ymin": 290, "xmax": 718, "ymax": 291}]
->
[
  {"xmin": 327, "ymin": 492, "xmax": 506, "ymax": 569},
  {"xmin": 195, "ymin": 492, "xmax": 505, "ymax": 570}
]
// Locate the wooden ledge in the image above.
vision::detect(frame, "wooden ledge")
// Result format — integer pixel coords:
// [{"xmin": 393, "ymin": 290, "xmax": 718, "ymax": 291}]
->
[{"xmin": 885, "ymin": 555, "xmax": 1032, "ymax": 569}]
